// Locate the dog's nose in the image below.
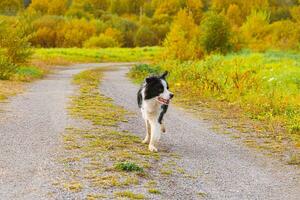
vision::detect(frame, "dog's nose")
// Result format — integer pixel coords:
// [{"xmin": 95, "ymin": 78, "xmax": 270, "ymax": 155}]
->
[{"xmin": 170, "ymin": 93, "xmax": 174, "ymax": 99}]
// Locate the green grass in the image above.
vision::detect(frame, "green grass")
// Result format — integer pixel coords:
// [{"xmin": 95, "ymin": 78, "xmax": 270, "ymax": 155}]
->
[
  {"xmin": 128, "ymin": 50, "xmax": 300, "ymax": 162},
  {"xmin": 13, "ymin": 66, "xmax": 45, "ymax": 81},
  {"xmin": 33, "ymin": 47, "xmax": 162, "ymax": 64},
  {"xmin": 115, "ymin": 162, "xmax": 143, "ymax": 172}
]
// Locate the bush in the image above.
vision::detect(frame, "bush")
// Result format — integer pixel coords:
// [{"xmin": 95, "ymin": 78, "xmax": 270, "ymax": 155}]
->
[
  {"xmin": 241, "ymin": 10, "xmax": 271, "ymax": 51},
  {"xmin": 134, "ymin": 26, "xmax": 158, "ymax": 46},
  {"xmin": 0, "ymin": 56, "xmax": 18, "ymax": 80},
  {"xmin": 0, "ymin": 21, "xmax": 32, "ymax": 79},
  {"xmin": 200, "ymin": 12, "xmax": 232, "ymax": 54},
  {"xmin": 268, "ymin": 20, "xmax": 300, "ymax": 50},
  {"xmin": 83, "ymin": 34, "xmax": 119, "ymax": 48}
]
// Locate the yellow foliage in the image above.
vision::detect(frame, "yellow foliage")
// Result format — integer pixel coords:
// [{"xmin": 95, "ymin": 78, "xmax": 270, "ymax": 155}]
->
[
  {"xmin": 57, "ymin": 19, "xmax": 96, "ymax": 47},
  {"xmin": 104, "ymin": 28, "xmax": 124, "ymax": 46},
  {"xmin": 186, "ymin": 0, "xmax": 204, "ymax": 24},
  {"xmin": 29, "ymin": 0, "xmax": 68, "ymax": 15},
  {"xmin": 290, "ymin": 6, "xmax": 300, "ymax": 22},
  {"xmin": 164, "ymin": 9, "xmax": 202, "ymax": 60},
  {"xmin": 268, "ymin": 20, "xmax": 300, "ymax": 50},
  {"xmin": 241, "ymin": 10, "xmax": 271, "ymax": 51},
  {"xmin": 226, "ymin": 4, "xmax": 243, "ymax": 27}
]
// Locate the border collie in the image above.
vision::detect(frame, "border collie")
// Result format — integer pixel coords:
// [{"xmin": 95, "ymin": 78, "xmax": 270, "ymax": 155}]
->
[{"xmin": 137, "ymin": 71, "xmax": 174, "ymax": 152}]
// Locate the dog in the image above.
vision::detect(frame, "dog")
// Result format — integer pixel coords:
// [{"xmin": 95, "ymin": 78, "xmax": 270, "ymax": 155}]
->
[{"xmin": 137, "ymin": 71, "xmax": 174, "ymax": 152}]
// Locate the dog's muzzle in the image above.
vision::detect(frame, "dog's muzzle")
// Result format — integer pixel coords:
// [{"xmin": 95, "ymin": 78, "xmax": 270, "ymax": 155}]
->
[{"xmin": 156, "ymin": 97, "xmax": 170, "ymax": 105}]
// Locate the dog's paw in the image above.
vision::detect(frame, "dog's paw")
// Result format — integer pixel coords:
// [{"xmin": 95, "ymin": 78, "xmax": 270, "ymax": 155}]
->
[
  {"xmin": 142, "ymin": 139, "xmax": 149, "ymax": 144},
  {"xmin": 149, "ymin": 145, "xmax": 158, "ymax": 152},
  {"xmin": 161, "ymin": 124, "xmax": 166, "ymax": 133}
]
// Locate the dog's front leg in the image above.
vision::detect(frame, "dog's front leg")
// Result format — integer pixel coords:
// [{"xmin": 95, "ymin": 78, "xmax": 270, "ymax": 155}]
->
[
  {"xmin": 149, "ymin": 120, "xmax": 160, "ymax": 152},
  {"xmin": 142, "ymin": 120, "xmax": 151, "ymax": 144}
]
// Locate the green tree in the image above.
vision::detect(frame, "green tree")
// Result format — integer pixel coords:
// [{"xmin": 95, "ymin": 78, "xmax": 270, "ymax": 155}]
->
[{"xmin": 200, "ymin": 12, "xmax": 232, "ymax": 54}]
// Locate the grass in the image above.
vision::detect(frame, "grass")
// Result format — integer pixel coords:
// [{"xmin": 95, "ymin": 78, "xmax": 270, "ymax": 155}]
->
[
  {"xmin": 115, "ymin": 191, "xmax": 145, "ymax": 199},
  {"xmin": 33, "ymin": 47, "xmax": 162, "ymax": 65},
  {"xmin": 128, "ymin": 50, "xmax": 300, "ymax": 164},
  {"xmin": 0, "ymin": 65, "xmax": 46, "ymax": 101},
  {"xmin": 148, "ymin": 188, "xmax": 161, "ymax": 194}
]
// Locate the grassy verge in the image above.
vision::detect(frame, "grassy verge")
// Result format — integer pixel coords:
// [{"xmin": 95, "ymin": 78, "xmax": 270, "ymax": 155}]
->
[
  {"xmin": 0, "ymin": 65, "xmax": 46, "ymax": 101},
  {"xmin": 57, "ymin": 68, "xmax": 195, "ymax": 199},
  {"xmin": 128, "ymin": 50, "xmax": 300, "ymax": 165},
  {"xmin": 33, "ymin": 47, "xmax": 162, "ymax": 65}
]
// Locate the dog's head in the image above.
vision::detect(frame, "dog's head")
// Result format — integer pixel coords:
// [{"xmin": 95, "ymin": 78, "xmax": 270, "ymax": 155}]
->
[{"xmin": 144, "ymin": 71, "xmax": 174, "ymax": 105}]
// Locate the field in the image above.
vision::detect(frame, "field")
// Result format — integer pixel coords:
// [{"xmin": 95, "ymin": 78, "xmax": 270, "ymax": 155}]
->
[
  {"xmin": 33, "ymin": 47, "xmax": 162, "ymax": 65},
  {"xmin": 129, "ymin": 50, "xmax": 300, "ymax": 158},
  {"xmin": 0, "ymin": 47, "xmax": 162, "ymax": 100}
]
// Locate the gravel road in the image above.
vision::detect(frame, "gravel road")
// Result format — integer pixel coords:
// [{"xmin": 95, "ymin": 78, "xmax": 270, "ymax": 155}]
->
[
  {"xmin": 100, "ymin": 66, "xmax": 300, "ymax": 200},
  {"xmin": 0, "ymin": 63, "xmax": 299, "ymax": 200},
  {"xmin": 0, "ymin": 63, "xmax": 133, "ymax": 200}
]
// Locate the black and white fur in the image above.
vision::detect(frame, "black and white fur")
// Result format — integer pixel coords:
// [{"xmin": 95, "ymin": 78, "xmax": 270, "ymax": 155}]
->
[{"xmin": 137, "ymin": 71, "xmax": 174, "ymax": 152}]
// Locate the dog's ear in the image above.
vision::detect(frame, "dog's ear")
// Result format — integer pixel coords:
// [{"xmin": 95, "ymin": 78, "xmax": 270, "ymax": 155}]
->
[
  {"xmin": 145, "ymin": 76, "xmax": 156, "ymax": 84},
  {"xmin": 161, "ymin": 71, "xmax": 169, "ymax": 79}
]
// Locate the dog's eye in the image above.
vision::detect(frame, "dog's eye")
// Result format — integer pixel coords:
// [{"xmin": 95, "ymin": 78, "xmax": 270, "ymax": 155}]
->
[{"xmin": 159, "ymin": 88, "xmax": 163, "ymax": 92}]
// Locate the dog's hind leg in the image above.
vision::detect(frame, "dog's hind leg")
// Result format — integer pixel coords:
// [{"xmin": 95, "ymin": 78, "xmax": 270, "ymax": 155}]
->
[
  {"xmin": 142, "ymin": 120, "xmax": 151, "ymax": 144},
  {"xmin": 149, "ymin": 120, "xmax": 160, "ymax": 152}
]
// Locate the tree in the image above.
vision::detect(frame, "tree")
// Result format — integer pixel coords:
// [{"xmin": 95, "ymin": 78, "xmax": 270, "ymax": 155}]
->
[
  {"xmin": 164, "ymin": 9, "xmax": 202, "ymax": 60},
  {"xmin": 241, "ymin": 10, "xmax": 271, "ymax": 51},
  {"xmin": 186, "ymin": 0, "xmax": 204, "ymax": 24},
  {"xmin": 0, "ymin": 0, "xmax": 23, "ymax": 15},
  {"xmin": 200, "ymin": 12, "xmax": 232, "ymax": 54},
  {"xmin": 226, "ymin": 4, "xmax": 243, "ymax": 27},
  {"xmin": 134, "ymin": 26, "xmax": 158, "ymax": 46}
]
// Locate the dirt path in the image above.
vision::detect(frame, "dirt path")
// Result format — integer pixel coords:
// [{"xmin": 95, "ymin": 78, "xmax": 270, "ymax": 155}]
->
[
  {"xmin": 100, "ymin": 66, "xmax": 300, "ymax": 200},
  {"xmin": 0, "ymin": 63, "xmax": 133, "ymax": 200},
  {"xmin": 0, "ymin": 63, "xmax": 299, "ymax": 199}
]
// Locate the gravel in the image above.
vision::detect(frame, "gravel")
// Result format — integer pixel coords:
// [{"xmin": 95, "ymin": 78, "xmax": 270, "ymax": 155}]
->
[{"xmin": 100, "ymin": 66, "xmax": 300, "ymax": 200}]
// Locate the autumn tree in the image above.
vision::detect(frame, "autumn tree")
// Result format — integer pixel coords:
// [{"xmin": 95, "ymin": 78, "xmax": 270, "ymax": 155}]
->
[
  {"xmin": 0, "ymin": 0, "xmax": 22, "ymax": 15},
  {"xmin": 164, "ymin": 9, "xmax": 201, "ymax": 60}
]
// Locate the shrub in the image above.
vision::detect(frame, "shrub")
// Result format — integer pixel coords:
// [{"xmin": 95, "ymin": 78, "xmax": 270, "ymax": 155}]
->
[
  {"xmin": 83, "ymin": 34, "xmax": 119, "ymax": 48},
  {"xmin": 134, "ymin": 26, "xmax": 158, "ymax": 46},
  {"xmin": 0, "ymin": 56, "xmax": 18, "ymax": 80},
  {"xmin": 241, "ymin": 10, "xmax": 271, "ymax": 51},
  {"xmin": 200, "ymin": 12, "xmax": 232, "ymax": 54},
  {"xmin": 0, "ymin": 21, "xmax": 32, "ymax": 79},
  {"xmin": 268, "ymin": 20, "xmax": 300, "ymax": 50}
]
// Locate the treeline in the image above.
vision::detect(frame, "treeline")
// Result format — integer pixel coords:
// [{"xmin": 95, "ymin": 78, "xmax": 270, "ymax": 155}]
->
[{"xmin": 0, "ymin": 0, "xmax": 300, "ymax": 54}]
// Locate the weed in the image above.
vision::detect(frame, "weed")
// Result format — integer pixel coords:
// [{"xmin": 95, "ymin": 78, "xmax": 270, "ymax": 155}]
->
[
  {"xmin": 115, "ymin": 162, "xmax": 143, "ymax": 172},
  {"xmin": 148, "ymin": 188, "xmax": 161, "ymax": 194}
]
